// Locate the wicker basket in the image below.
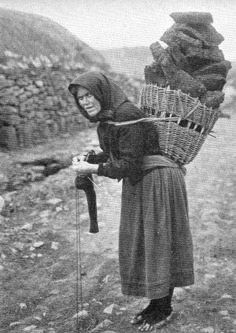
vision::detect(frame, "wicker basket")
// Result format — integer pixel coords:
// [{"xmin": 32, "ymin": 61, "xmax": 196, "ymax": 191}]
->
[{"xmin": 140, "ymin": 84, "xmax": 220, "ymax": 165}]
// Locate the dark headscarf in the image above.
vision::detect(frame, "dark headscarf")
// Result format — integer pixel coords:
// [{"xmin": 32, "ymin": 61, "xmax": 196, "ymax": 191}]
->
[{"xmin": 68, "ymin": 71, "xmax": 144, "ymax": 122}]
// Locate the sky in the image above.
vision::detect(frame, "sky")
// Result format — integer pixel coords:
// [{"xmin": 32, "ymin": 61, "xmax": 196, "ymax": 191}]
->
[{"xmin": 0, "ymin": 0, "xmax": 235, "ymax": 60}]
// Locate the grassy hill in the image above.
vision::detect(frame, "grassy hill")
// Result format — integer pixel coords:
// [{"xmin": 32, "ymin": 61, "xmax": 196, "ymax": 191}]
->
[{"xmin": 0, "ymin": 7, "xmax": 109, "ymax": 69}]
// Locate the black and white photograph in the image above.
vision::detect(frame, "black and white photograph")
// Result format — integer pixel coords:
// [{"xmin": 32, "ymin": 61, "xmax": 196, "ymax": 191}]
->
[{"xmin": 0, "ymin": 1, "xmax": 235, "ymax": 332}]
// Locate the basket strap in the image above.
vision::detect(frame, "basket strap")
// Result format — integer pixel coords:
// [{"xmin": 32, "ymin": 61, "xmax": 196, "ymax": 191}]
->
[{"xmin": 105, "ymin": 117, "xmax": 180, "ymax": 126}]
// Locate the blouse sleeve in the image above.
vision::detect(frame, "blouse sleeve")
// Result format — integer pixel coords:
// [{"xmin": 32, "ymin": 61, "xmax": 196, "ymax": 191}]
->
[{"xmin": 97, "ymin": 123, "xmax": 144, "ymax": 182}]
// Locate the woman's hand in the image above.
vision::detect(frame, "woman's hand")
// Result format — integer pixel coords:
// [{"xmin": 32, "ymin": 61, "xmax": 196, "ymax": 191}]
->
[{"xmin": 71, "ymin": 160, "xmax": 98, "ymax": 175}]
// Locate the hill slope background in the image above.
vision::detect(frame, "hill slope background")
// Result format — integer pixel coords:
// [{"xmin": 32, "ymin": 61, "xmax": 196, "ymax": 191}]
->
[
  {"xmin": 0, "ymin": 7, "xmax": 109, "ymax": 69},
  {"xmin": 100, "ymin": 46, "xmax": 152, "ymax": 78}
]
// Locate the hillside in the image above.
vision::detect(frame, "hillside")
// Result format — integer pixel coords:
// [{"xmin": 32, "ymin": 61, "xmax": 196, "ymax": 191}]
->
[
  {"xmin": 100, "ymin": 46, "xmax": 152, "ymax": 78},
  {"xmin": 0, "ymin": 7, "xmax": 109, "ymax": 70}
]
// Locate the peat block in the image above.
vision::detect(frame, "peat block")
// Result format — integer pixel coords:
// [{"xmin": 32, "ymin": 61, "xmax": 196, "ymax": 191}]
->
[
  {"xmin": 161, "ymin": 28, "xmax": 203, "ymax": 49},
  {"xmin": 169, "ymin": 69, "xmax": 206, "ymax": 97},
  {"xmin": 195, "ymin": 73, "xmax": 226, "ymax": 91},
  {"xmin": 185, "ymin": 46, "xmax": 225, "ymax": 63},
  {"xmin": 144, "ymin": 64, "xmax": 168, "ymax": 86},
  {"xmin": 171, "ymin": 23, "xmax": 224, "ymax": 47},
  {"xmin": 193, "ymin": 60, "xmax": 231, "ymax": 77},
  {"xmin": 200, "ymin": 90, "xmax": 225, "ymax": 108},
  {"xmin": 170, "ymin": 12, "xmax": 213, "ymax": 25},
  {"xmin": 166, "ymin": 45, "xmax": 191, "ymax": 72},
  {"xmin": 150, "ymin": 41, "xmax": 165, "ymax": 61}
]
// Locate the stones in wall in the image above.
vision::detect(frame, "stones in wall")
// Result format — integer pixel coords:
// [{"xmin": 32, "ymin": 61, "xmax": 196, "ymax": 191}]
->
[{"xmin": 0, "ymin": 64, "xmax": 87, "ymax": 150}]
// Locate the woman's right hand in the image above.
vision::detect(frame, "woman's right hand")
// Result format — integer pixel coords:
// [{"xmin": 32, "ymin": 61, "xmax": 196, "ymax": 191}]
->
[{"xmin": 71, "ymin": 160, "xmax": 98, "ymax": 175}]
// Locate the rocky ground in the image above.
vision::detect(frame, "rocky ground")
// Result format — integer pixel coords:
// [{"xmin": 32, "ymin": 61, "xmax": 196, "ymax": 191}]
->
[{"xmin": 0, "ymin": 113, "xmax": 235, "ymax": 333}]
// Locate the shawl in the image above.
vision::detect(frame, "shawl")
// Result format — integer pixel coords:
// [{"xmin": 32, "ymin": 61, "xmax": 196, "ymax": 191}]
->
[{"xmin": 68, "ymin": 71, "xmax": 144, "ymax": 122}]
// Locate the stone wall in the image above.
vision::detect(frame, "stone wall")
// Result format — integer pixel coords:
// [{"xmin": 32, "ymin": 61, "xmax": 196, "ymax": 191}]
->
[
  {"xmin": 0, "ymin": 54, "xmax": 143, "ymax": 150},
  {"xmin": 0, "ymin": 64, "xmax": 88, "ymax": 150}
]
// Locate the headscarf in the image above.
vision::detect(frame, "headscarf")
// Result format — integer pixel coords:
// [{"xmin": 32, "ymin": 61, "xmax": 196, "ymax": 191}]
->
[{"xmin": 68, "ymin": 71, "xmax": 144, "ymax": 122}]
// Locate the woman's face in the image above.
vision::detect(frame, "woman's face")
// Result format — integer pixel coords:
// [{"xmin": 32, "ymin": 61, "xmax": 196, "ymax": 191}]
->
[{"xmin": 77, "ymin": 87, "xmax": 101, "ymax": 118}]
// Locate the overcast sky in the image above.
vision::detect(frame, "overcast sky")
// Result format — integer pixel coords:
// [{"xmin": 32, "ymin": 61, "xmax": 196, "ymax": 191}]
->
[{"xmin": 0, "ymin": 0, "xmax": 235, "ymax": 60}]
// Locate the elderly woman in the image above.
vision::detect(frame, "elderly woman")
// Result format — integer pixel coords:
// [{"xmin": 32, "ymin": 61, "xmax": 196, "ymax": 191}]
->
[{"xmin": 68, "ymin": 71, "xmax": 194, "ymax": 331}]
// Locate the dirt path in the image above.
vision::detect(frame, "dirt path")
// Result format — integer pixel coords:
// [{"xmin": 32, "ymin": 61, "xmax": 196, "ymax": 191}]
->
[{"xmin": 0, "ymin": 115, "xmax": 235, "ymax": 333}]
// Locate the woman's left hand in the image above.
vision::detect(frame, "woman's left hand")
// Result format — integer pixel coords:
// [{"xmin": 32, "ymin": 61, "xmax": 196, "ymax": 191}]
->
[{"xmin": 71, "ymin": 160, "xmax": 98, "ymax": 175}]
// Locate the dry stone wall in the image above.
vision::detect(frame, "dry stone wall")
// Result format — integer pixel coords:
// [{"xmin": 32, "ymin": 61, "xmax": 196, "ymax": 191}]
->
[
  {"xmin": 0, "ymin": 54, "xmax": 142, "ymax": 150},
  {"xmin": 0, "ymin": 65, "xmax": 88, "ymax": 150}
]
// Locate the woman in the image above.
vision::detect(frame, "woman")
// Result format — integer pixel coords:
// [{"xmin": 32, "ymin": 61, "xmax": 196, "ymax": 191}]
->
[{"xmin": 68, "ymin": 71, "xmax": 194, "ymax": 331}]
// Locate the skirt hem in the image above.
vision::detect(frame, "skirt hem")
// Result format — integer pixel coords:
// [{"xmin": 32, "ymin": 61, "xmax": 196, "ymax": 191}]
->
[{"xmin": 121, "ymin": 278, "xmax": 194, "ymax": 298}]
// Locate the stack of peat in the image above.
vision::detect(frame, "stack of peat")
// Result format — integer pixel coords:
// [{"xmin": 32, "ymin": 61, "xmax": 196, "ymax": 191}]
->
[{"xmin": 141, "ymin": 12, "xmax": 231, "ymax": 165}]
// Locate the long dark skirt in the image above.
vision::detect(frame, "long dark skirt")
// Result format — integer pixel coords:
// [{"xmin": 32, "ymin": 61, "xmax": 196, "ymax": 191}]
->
[{"xmin": 119, "ymin": 167, "xmax": 194, "ymax": 299}]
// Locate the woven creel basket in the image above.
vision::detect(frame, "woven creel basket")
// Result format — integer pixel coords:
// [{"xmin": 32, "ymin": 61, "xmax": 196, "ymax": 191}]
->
[{"xmin": 140, "ymin": 84, "xmax": 220, "ymax": 165}]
